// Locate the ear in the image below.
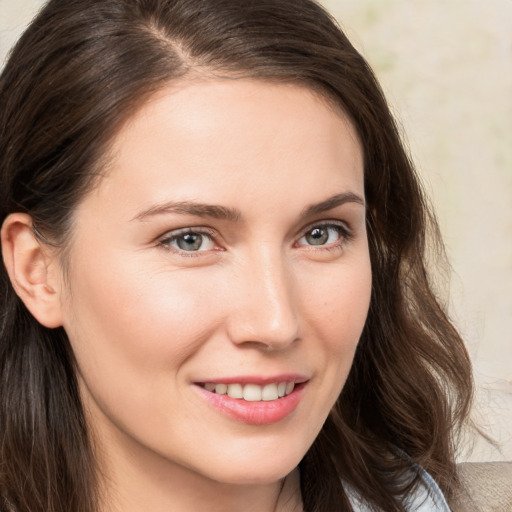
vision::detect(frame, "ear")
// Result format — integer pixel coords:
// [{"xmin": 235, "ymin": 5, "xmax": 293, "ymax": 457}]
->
[{"xmin": 1, "ymin": 213, "xmax": 64, "ymax": 328}]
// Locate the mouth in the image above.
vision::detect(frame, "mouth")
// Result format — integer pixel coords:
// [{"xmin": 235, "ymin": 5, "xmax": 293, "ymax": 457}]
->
[
  {"xmin": 195, "ymin": 377, "xmax": 308, "ymax": 424},
  {"xmin": 198, "ymin": 381, "xmax": 297, "ymax": 402}
]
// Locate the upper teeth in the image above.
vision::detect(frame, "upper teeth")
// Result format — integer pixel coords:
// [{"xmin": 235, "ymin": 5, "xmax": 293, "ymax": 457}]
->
[{"xmin": 204, "ymin": 382, "xmax": 295, "ymax": 401}]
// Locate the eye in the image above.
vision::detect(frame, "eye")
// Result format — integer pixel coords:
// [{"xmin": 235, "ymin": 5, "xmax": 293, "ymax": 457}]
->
[
  {"xmin": 296, "ymin": 223, "xmax": 350, "ymax": 248},
  {"xmin": 159, "ymin": 229, "xmax": 216, "ymax": 253}
]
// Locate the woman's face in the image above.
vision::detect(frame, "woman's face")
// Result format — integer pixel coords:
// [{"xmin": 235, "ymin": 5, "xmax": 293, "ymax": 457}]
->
[{"xmin": 58, "ymin": 79, "xmax": 371, "ymax": 487}]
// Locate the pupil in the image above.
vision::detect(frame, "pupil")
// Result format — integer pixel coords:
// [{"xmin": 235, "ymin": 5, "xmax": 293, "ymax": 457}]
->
[
  {"xmin": 307, "ymin": 228, "xmax": 328, "ymax": 245},
  {"xmin": 177, "ymin": 233, "xmax": 202, "ymax": 251}
]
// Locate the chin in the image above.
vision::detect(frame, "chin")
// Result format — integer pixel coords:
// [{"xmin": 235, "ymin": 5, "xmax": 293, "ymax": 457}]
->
[
  {"xmin": 193, "ymin": 441, "xmax": 306, "ymax": 486},
  {"xmin": 208, "ymin": 466, "xmax": 295, "ymax": 487}
]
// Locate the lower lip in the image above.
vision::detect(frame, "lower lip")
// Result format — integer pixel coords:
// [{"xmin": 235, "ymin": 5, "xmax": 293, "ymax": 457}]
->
[{"xmin": 196, "ymin": 383, "xmax": 306, "ymax": 425}]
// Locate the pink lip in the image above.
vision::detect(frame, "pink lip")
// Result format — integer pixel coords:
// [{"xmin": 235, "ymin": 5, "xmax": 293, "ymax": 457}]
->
[
  {"xmin": 194, "ymin": 377, "xmax": 308, "ymax": 425},
  {"xmin": 197, "ymin": 374, "xmax": 308, "ymax": 385}
]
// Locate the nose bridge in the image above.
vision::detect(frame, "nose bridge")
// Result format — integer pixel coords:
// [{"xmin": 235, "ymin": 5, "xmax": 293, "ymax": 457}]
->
[{"xmin": 228, "ymin": 245, "xmax": 299, "ymax": 349}]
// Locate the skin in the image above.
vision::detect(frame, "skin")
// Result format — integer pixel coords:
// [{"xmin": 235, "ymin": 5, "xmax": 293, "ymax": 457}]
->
[{"xmin": 3, "ymin": 79, "xmax": 372, "ymax": 511}]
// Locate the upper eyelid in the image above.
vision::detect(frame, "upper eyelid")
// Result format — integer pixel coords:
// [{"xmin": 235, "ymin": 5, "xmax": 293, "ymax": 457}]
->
[
  {"xmin": 159, "ymin": 226, "xmax": 216, "ymax": 240},
  {"xmin": 296, "ymin": 222, "xmax": 352, "ymax": 243},
  {"xmin": 298, "ymin": 219, "xmax": 352, "ymax": 237}
]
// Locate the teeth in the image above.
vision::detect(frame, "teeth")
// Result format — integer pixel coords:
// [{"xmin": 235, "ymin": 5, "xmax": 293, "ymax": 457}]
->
[
  {"xmin": 243, "ymin": 384, "xmax": 262, "ymax": 401},
  {"xmin": 227, "ymin": 383, "xmax": 243, "ymax": 399},
  {"xmin": 262, "ymin": 383, "xmax": 278, "ymax": 401},
  {"xmin": 204, "ymin": 381, "xmax": 297, "ymax": 401},
  {"xmin": 215, "ymin": 383, "xmax": 227, "ymax": 395}
]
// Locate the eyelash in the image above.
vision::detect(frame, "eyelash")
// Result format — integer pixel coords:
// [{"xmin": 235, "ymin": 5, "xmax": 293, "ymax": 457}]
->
[{"xmin": 157, "ymin": 221, "xmax": 353, "ymax": 256}]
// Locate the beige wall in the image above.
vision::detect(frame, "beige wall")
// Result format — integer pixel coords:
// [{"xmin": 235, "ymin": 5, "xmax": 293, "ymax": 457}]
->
[{"xmin": 1, "ymin": 0, "xmax": 511, "ymax": 461}]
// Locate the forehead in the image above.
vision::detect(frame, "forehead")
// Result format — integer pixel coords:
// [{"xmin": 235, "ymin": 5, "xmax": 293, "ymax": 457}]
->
[{"xmin": 82, "ymin": 78, "xmax": 364, "ymax": 221}]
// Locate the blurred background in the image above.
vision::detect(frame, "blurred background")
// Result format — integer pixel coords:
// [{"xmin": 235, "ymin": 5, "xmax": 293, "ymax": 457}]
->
[{"xmin": 1, "ymin": 0, "xmax": 511, "ymax": 461}]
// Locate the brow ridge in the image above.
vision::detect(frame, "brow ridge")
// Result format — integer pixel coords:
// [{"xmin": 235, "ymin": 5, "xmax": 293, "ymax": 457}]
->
[
  {"xmin": 300, "ymin": 192, "xmax": 365, "ymax": 218},
  {"xmin": 133, "ymin": 191, "xmax": 364, "ymax": 223},
  {"xmin": 133, "ymin": 201, "xmax": 241, "ymax": 222}
]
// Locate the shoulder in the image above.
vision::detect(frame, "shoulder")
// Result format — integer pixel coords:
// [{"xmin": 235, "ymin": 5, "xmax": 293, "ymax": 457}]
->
[
  {"xmin": 345, "ymin": 464, "xmax": 450, "ymax": 511},
  {"xmin": 403, "ymin": 464, "xmax": 451, "ymax": 511}
]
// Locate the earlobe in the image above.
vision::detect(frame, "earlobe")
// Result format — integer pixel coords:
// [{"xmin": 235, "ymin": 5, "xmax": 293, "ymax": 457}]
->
[{"xmin": 1, "ymin": 213, "xmax": 64, "ymax": 328}]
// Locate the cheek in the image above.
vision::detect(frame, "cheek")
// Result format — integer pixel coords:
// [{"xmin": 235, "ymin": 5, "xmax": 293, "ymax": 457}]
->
[
  {"xmin": 299, "ymin": 259, "xmax": 372, "ymax": 347},
  {"xmin": 61, "ymin": 259, "xmax": 227, "ymax": 446},
  {"xmin": 61, "ymin": 257, "xmax": 223, "ymax": 382},
  {"xmin": 297, "ymin": 255, "xmax": 372, "ymax": 402},
  {"xmin": 286, "ymin": 257, "xmax": 371, "ymax": 438}
]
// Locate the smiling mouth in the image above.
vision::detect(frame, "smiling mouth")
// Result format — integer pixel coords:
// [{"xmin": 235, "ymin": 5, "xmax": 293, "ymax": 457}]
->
[{"xmin": 198, "ymin": 382, "xmax": 296, "ymax": 402}]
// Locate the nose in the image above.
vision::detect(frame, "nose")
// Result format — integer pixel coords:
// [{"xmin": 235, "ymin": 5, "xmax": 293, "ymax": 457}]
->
[{"xmin": 225, "ymin": 248, "xmax": 300, "ymax": 351}]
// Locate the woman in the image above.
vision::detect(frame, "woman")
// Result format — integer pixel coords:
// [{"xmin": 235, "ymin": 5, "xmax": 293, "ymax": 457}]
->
[{"xmin": 0, "ymin": 0, "xmax": 473, "ymax": 511}]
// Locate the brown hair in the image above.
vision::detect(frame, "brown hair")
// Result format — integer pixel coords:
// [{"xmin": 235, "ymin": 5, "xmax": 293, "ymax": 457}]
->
[{"xmin": 0, "ymin": 1, "xmax": 473, "ymax": 511}]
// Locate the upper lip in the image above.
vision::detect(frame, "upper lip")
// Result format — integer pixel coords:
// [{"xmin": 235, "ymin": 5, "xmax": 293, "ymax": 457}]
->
[{"xmin": 194, "ymin": 374, "xmax": 309, "ymax": 385}]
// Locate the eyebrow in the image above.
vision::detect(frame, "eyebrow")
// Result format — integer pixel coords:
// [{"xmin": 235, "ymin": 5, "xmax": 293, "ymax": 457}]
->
[
  {"xmin": 133, "ymin": 201, "xmax": 241, "ymax": 222},
  {"xmin": 132, "ymin": 192, "xmax": 365, "ymax": 223},
  {"xmin": 300, "ymin": 192, "xmax": 365, "ymax": 217}
]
